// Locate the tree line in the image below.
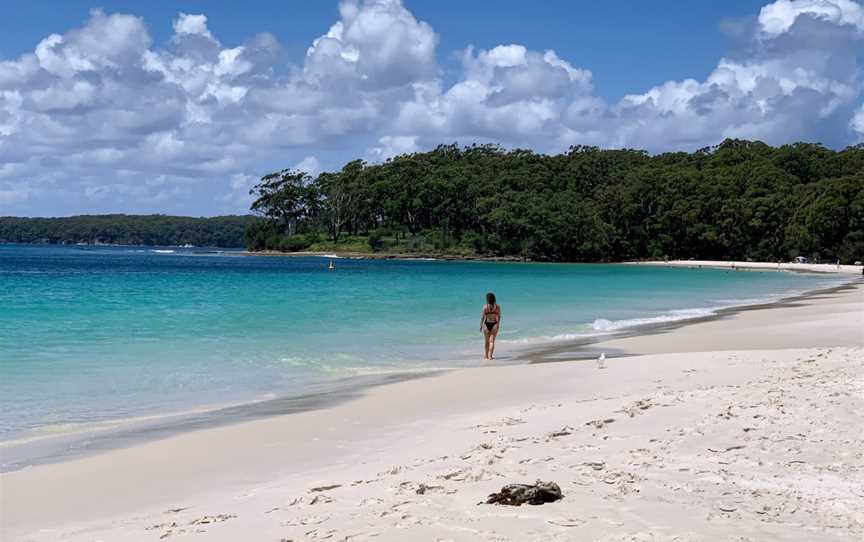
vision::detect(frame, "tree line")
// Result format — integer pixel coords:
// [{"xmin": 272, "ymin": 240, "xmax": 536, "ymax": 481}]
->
[
  {"xmin": 0, "ymin": 214, "xmax": 256, "ymax": 247},
  {"xmin": 245, "ymin": 139, "xmax": 864, "ymax": 263}
]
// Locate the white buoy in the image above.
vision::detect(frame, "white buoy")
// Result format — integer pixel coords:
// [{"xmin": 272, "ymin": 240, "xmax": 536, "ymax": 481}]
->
[{"xmin": 597, "ymin": 352, "xmax": 606, "ymax": 369}]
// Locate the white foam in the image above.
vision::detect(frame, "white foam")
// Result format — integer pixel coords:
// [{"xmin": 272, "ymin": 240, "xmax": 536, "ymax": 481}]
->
[
  {"xmin": 499, "ymin": 278, "xmax": 848, "ymax": 350},
  {"xmin": 591, "ymin": 308, "xmax": 715, "ymax": 332},
  {"xmin": 339, "ymin": 365, "xmax": 460, "ymax": 377},
  {"xmin": 0, "ymin": 395, "xmax": 278, "ymax": 449},
  {"xmin": 151, "ymin": 249, "xmax": 175, "ymax": 254},
  {"xmin": 499, "ymin": 307, "xmax": 718, "ymax": 348},
  {"xmin": 500, "ymin": 332, "xmax": 591, "ymax": 346}
]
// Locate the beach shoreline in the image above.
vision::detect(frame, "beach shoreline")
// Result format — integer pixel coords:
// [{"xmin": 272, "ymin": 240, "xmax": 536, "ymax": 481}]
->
[
  {"xmin": 2, "ymin": 279, "xmax": 862, "ymax": 540},
  {"xmin": 631, "ymin": 259, "xmax": 863, "ymax": 275},
  {"xmin": 243, "ymin": 250, "xmax": 864, "ymax": 273},
  {"xmin": 2, "ymin": 267, "xmax": 857, "ymax": 475},
  {"xmin": 518, "ymin": 278, "xmax": 862, "ymax": 362},
  {"xmin": 240, "ymin": 249, "xmax": 526, "ymax": 262}
]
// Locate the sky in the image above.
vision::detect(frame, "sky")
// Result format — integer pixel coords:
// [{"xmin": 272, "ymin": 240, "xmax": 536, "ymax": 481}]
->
[{"xmin": 1, "ymin": 0, "xmax": 863, "ymax": 217}]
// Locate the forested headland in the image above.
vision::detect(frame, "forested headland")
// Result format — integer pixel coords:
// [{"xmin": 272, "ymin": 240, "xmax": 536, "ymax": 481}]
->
[
  {"xmin": 0, "ymin": 214, "xmax": 255, "ymax": 247},
  {"xmin": 245, "ymin": 139, "xmax": 864, "ymax": 263}
]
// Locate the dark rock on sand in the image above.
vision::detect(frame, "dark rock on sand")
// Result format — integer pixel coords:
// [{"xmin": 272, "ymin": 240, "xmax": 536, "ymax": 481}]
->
[{"xmin": 485, "ymin": 481, "xmax": 563, "ymax": 506}]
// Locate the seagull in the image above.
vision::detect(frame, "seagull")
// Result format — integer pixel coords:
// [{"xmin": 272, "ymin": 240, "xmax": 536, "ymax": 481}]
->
[{"xmin": 597, "ymin": 352, "xmax": 606, "ymax": 369}]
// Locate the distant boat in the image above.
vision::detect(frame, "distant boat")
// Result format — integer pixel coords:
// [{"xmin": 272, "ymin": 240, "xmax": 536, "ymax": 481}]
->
[
  {"xmin": 181, "ymin": 244, "xmax": 195, "ymax": 248},
  {"xmin": 328, "ymin": 260, "xmax": 335, "ymax": 270}
]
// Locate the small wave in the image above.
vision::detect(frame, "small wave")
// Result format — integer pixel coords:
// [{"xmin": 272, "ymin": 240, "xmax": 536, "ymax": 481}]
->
[
  {"xmin": 710, "ymin": 296, "xmax": 773, "ymax": 305},
  {"xmin": 320, "ymin": 254, "xmax": 342, "ymax": 259},
  {"xmin": 592, "ymin": 308, "xmax": 715, "ymax": 332},
  {"xmin": 0, "ymin": 395, "xmax": 278, "ymax": 449},
  {"xmin": 499, "ymin": 307, "xmax": 718, "ymax": 347},
  {"xmin": 708, "ymin": 295, "xmax": 785, "ymax": 308},
  {"xmin": 151, "ymin": 249, "xmax": 175, "ymax": 254},
  {"xmin": 500, "ymin": 332, "xmax": 591, "ymax": 346},
  {"xmin": 339, "ymin": 365, "xmax": 459, "ymax": 377},
  {"xmin": 275, "ymin": 356, "xmax": 313, "ymax": 367}
]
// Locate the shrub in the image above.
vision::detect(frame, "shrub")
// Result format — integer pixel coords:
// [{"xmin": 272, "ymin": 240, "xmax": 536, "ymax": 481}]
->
[
  {"xmin": 304, "ymin": 232, "xmax": 323, "ymax": 245},
  {"xmin": 404, "ymin": 234, "xmax": 429, "ymax": 251},
  {"xmin": 461, "ymin": 232, "xmax": 486, "ymax": 253},
  {"xmin": 265, "ymin": 234, "xmax": 283, "ymax": 250},
  {"xmin": 368, "ymin": 229, "xmax": 386, "ymax": 251},
  {"xmin": 243, "ymin": 221, "xmax": 277, "ymax": 251},
  {"xmin": 278, "ymin": 235, "xmax": 312, "ymax": 252}
]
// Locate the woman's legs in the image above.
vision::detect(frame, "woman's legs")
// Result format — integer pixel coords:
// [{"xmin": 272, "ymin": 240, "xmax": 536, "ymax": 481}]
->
[
  {"xmin": 483, "ymin": 329, "xmax": 491, "ymax": 359},
  {"xmin": 488, "ymin": 327, "xmax": 498, "ymax": 359}
]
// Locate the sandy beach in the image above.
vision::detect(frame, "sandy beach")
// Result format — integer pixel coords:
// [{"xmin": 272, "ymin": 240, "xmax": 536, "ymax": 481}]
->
[
  {"xmin": 634, "ymin": 259, "xmax": 863, "ymax": 275},
  {"xmin": 5, "ymin": 0, "xmax": 864, "ymax": 538},
  {"xmin": 2, "ymin": 278, "xmax": 862, "ymax": 541}
]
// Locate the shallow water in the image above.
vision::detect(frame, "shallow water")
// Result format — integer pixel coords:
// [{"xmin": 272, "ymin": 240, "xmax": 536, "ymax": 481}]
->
[{"xmin": 0, "ymin": 244, "xmax": 846, "ymax": 448}]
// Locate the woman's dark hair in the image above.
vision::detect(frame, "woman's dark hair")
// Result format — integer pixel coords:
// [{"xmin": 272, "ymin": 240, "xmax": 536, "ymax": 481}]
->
[{"xmin": 486, "ymin": 292, "xmax": 496, "ymax": 306}]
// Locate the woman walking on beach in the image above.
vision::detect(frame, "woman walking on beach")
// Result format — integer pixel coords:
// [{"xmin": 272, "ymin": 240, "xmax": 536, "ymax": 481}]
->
[{"xmin": 481, "ymin": 292, "xmax": 501, "ymax": 360}]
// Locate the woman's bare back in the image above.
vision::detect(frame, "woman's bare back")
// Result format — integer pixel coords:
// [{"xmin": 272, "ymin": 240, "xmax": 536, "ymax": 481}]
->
[{"xmin": 483, "ymin": 303, "xmax": 500, "ymax": 323}]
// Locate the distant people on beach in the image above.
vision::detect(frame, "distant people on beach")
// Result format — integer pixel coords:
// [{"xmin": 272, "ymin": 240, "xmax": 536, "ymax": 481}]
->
[{"xmin": 480, "ymin": 292, "xmax": 501, "ymax": 360}]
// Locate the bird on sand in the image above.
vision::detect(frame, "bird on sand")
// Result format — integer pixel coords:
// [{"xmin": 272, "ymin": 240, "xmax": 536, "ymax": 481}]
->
[{"xmin": 597, "ymin": 352, "xmax": 606, "ymax": 369}]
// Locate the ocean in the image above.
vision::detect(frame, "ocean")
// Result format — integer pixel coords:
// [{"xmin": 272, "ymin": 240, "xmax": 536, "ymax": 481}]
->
[{"xmin": 0, "ymin": 244, "xmax": 848, "ymax": 469}]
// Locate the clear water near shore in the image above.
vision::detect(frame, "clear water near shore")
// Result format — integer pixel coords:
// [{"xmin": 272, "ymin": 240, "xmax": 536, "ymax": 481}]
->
[{"xmin": 0, "ymin": 244, "xmax": 848, "ymax": 451}]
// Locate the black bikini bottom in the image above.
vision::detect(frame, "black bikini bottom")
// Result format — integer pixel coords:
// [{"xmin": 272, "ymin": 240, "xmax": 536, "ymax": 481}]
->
[{"xmin": 485, "ymin": 321, "xmax": 497, "ymax": 331}]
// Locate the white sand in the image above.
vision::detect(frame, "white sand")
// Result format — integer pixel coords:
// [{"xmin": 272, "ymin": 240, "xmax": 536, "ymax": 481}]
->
[
  {"xmin": 633, "ymin": 259, "xmax": 862, "ymax": 275},
  {"xmin": 2, "ymin": 284, "xmax": 862, "ymax": 542}
]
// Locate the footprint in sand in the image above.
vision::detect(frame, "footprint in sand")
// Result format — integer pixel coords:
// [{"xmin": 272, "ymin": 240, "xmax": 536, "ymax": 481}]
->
[
  {"xmin": 547, "ymin": 426, "xmax": 574, "ymax": 439},
  {"xmin": 189, "ymin": 514, "xmax": 236, "ymax": 525},
  {"xmin": 586, "ymin": 418, "xmax": 616, "ymax": 429},
  {"xmin": 618, "ymin": 398, "xmax": 653, "ymax": 417}
]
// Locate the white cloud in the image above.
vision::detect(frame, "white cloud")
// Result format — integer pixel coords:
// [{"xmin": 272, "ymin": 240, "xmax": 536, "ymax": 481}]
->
[
  {"xmin": 757, "ymin": 0, "xmax": 864, "ymax": 37},
  {"xmin": 852, "ymin": 104, "xmax": 864, "ymax": 138},
  {"xmin": 173, "ymin": 13, "xmax": 214, "ymax": 39},
  {"xmin": 33, "ymin": 10, "xmax": 151, "ymax": 79},
  {"xmin": 0, "ymin": 166, "xmax": 34, "ymax": 206},
  {"xmin": 0, "ymin": 0, "xmax": 862, "ymax": 216},
  {"xmin": 385, "ymin": 44, "xmax": 595, "ymax": 147},
  {"xmin": 383, "ymin": 0, "xmax": 864, "ymax": 152},
  {"xmin": 367, "ymin": 135, "xmax": 420, "ymax": 160},
  {"xmin": 305, "ymin": 0, "xmax": 438, "ymax": 89},
  {"xmin": 220, "ymin": 172, "xmax": 257, "ymax": 207},
  {"xmin": 294, "ymin": 156, "xmax": 321, "ymax": 175},
  {"xmin": 606, "ymin": 2, "xmax": 863, "ymax": 150},
  {"xmin": 0, "ymin": 187, "xmax": 31, "ymax": 206}
]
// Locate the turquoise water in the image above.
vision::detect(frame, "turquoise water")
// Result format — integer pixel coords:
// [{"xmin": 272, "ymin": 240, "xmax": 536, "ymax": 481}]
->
[{"xmin": 0, "ymin": 244, "xmax": 846, "ymax": 449}]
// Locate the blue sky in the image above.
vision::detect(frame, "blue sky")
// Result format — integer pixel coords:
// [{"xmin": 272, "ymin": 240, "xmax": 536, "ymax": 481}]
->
[{"xmin": 0, "ymin": 0, "xmax": 863, "ymax": 216}]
